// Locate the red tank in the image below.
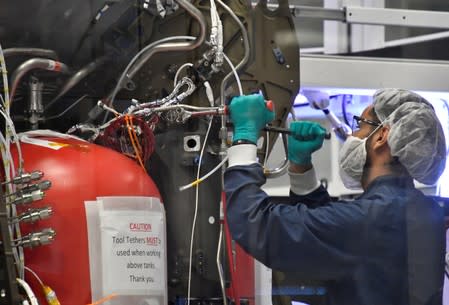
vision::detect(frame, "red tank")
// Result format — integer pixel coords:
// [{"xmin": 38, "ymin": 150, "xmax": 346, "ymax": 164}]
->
[{"xmin": 9, "ymin": 136, "xmax": 161, "ymax": 305}]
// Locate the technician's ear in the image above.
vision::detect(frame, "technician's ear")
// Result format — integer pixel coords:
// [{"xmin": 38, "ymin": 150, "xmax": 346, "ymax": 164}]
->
[{"xmin": 373, "ymin": 126, "xmax": 390, "ymax": 149}]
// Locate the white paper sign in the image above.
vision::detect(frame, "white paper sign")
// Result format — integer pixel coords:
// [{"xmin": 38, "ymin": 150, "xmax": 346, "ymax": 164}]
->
[
  {"xmin": 85, "ymin": 196, "xmax": 167, "ymax": 305},
  {"xmin": 100, "ymin": 210, "xmax": 165, "ymax": 294}
]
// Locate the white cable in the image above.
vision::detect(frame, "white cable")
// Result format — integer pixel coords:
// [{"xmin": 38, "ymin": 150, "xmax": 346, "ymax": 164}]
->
[
  {"xmin": 17, "ymin": 278, "xmax": 39, "ymax": 305},
  {"xmin": 0, "ymin": 107, "xmax": 23, "ymax": 173},
  {"xmin": 210, "ymin": 0, "xmax": 218, "ymax": 45},
  {"xmin": 215, "ymin": 8, "xmax": 224, "ymax": 67},
  {"xmin": 223, "ymin": 53, "xmax": 243, "ymax": 95},
  {"xmin": 24, "ymin": 266, "xmax": 44, "ymax": 287},
  {"xmin": 203, "ymin": 81, "xmax": 214, "ymax": 107},
  {"xmin": 179, "ymin": 156, "xmax": 228, "ymax": 192},
  {"xmin": 187, "ymin": 117, "xmax": 213, "ymax": 305},
  {"xmin": 173, "ymin": 63, "xmax": 193, "ymax": 86},
  {"xmin": 0, "ymin": 42, "xmax": 10, "ymax": 113},
  {"xmin": 0, "ymin": 45, "xmax": 16, "ymax": 174},
  {"xmin": 209, "ymin": 0, "xmax": 224, "ymax": 69},
  {"xmin": 0, "ymin": 93, "xmax": 5, "ymax": 110},
  {"xmin": 0, "ymin": 133, "xmax": 22, "ymax": 272},
  {"xmin": 0, "ymin": 131, "xmax": 22, "ymax": 278},
  {"xmin": 0, "ymin": 45, "xmax": 24, "ymax": 278},
  {"xmin": 0, "ymin": 44, "xmax": 24, "ymax": 279}
]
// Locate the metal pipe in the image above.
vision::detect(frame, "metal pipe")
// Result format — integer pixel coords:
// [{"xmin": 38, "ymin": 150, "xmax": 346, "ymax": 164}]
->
[
  {"xmin": 216, "ymin": 224, "xmax": 228, "ymax": 305},
  {"xmin": 28, "ymin": 76, "xmax": 44, "ymax": 130},
  {"xmin": 3, "ymin": 48, "xmax": 58, "ymax": 60},
  {"xmin": 45, "ymin": 57, "xmax": 107, "ymax": 110},
  {"xmin": 264, "ymin": 133, "xmax": 289, "ymax": 178},
  {"xmin": 126, "ymin": 0, "xmax": 207, "ymax": 81},
  {"xmin": 217, "ymin": 0, "xmax": 250, "ymax": 106},
  {"xmin": 9, "ymin": 58, "xmax": 71, "ymax": 105},
  {"xmin": 216, "ymin": 0, "xmax": 251, "ymax": 163}
]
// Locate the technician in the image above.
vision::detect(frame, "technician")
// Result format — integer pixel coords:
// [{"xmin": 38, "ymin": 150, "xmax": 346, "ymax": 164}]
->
[{"xmin": 224, "ymin": 88, "xmax": 446, "ymax": 305}]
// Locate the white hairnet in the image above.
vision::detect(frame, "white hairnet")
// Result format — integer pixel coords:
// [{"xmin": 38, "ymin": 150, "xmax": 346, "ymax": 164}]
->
[{"xmin": 372, "ymin": 88, "xmax": 447, "ymax": 185}]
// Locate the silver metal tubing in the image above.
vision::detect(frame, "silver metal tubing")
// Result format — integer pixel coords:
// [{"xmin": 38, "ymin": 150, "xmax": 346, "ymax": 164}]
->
[
  {"xmin": 126, "ymin": 0, "xmax": 207, "ymax": 80},
  {"xmin": 3, "ymin": 48, "xmax": 58, "ymax": 60},
  {"xmin": 216, "ymin": 0, "xmax": 251, "ymax": 162},
  {"xmin": 10, "ymin": 58, "xmax": 70, "ymax": 104},
  {"xmin": 217, "ymin": 0, "xmax": 250, "ymax": 107},
  {"xmin": 264, "ymin": 133, "xmax": 289, "ymax": 178},
  {"xmin": 45, "ymin": 57, "xmax": 107, "ymax": 110}
]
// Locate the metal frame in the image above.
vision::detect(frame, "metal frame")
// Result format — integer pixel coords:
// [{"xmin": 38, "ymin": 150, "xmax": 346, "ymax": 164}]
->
[
  {"xmin": 272, "ymin": 5, "xmax": 449, "ymax": 29},
  {"xmin": 300, "ymin": 54, "xmax": 449, "ymax": 93},
  {"xmin": 346, "ymin": 6, "xmax": 449, "ymax": 29}
]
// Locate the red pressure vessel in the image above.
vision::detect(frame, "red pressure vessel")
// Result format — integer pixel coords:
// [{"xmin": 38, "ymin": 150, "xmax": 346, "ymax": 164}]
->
[{"xmin": 9, "ymin": 135, "xmax": 161, "ymax": 305}]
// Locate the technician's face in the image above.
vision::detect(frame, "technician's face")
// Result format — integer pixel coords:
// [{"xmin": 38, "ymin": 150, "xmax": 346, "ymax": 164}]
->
[{"xmin": 352, "ymin": 105, "xmax": 381, "ymax": 139}]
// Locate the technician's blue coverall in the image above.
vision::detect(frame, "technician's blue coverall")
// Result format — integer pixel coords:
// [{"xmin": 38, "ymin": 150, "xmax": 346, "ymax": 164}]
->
[{"xmin": 224, "ymin": 163, "xmax": 445, "ymax": 305}]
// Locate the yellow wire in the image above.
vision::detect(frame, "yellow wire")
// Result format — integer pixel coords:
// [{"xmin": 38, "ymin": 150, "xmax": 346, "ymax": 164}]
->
[{"xmin": 191, "ymin": 179, "xmax": 202, "ymax": 187}]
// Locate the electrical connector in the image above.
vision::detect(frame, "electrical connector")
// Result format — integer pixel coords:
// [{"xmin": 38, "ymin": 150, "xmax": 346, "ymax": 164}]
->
[
  {"xmin": 8, "ymin": 190, "xmax": 45, "ymax": 205},
  {"xmin": 97, "ymin": 100, "xmax": 120, "ymax": 116},
  {"xmin": 21, "ymin": 180, "xmax": 51, "ymax": 192},
  {"xmin": 42, "ymin": 285, "xmax": 60, "ymax": 305},
  {"xmin": 14, "ymin": 171, "xmax": 44, "ymax": 185},
  {"xmin": 16, "ymin": 228, "xmax": 56, "ymax": 248},
  {"xmin": 2, "ymin": 171, "xmax": 44, "ymax": 185},
  {"xmin": 4, "ymin": 180, "xmax": 52, "ymax": 199},
  {"xmin": 11, "ymin": 207, "xmax": 53, "ymax": 224}
]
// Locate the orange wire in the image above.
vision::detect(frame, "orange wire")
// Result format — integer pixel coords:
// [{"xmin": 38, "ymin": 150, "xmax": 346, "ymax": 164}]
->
[
  {"xmin": 125, "ymin": 115, "xmax": 141, "ymax": 162},
  {"xmin": 129, "ymin": 117, "xmax": 146, "ymax": 171},
  {"xmin": 129, "ymin": 116, "xmax": 143, "ymax": 156},
  {"xmin": 125, "ymin": 115, "xmax": 147, "ymax": 173},
  {"xmin": 86, "ymin": 293, "xmax": 118, "ymax": 305}
]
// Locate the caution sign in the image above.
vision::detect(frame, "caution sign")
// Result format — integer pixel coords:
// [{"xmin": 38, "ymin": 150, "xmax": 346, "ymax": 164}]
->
[
  {"xmin": 101, "ymin": 213, "xmax": 165, "ymax": 292},
  {"xmin": 86, "ymin": 196, "xmax": 167, "ymax": 304}
]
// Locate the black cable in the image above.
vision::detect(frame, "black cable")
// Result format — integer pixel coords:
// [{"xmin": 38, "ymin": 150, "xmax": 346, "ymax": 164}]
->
[
  {"xmin": 45, "ymin": 95, "xmax": 89, "ymax": 120},
  {"xmin": 71, "ymin": 1, "xmax": 115, "ymax": 62}
]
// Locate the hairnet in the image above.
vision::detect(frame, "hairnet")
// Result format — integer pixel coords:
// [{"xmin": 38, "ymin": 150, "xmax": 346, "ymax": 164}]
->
[{"xmin": 372, "ymin": 88, "xmax": 447, "ymax": 185}]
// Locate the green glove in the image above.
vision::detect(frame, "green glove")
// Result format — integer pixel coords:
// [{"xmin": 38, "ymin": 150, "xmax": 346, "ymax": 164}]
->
[
  {"xmin": 288, "ymin": 121, "xmax": 326, "ymax": 165},
  {"xmin": 229, "ymin": 94, "xmax": 275, "ymax": 144}
]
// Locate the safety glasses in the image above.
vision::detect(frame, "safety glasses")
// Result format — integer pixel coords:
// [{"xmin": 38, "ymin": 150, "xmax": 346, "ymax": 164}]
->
[{"xmin": 352, "ymin": 115, "xmax": 381, "ymax": 132}]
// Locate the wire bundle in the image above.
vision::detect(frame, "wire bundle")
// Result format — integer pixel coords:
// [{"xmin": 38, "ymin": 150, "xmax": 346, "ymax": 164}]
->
[{"xmin": 99, "ymin": 114, "xmax": 157, "ymax": 172}]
